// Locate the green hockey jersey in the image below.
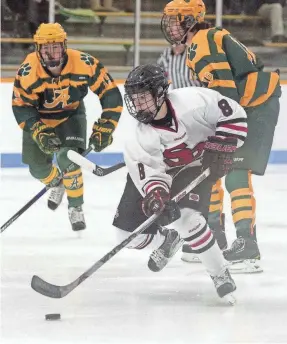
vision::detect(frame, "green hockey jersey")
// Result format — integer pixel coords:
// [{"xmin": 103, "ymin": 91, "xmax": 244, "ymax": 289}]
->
[
  {"xmin": 12, "ymin": 49, "xmax": 123, "ymax": 131},
  {"xmin": 186, "ymin": 27, "xmax": 281, "ymax": 108}
]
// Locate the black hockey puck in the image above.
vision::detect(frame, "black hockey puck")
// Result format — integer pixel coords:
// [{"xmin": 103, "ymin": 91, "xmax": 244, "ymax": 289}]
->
[{"xmin": 45, "ymin": 313, "xmax": 61, "ymax": 321}]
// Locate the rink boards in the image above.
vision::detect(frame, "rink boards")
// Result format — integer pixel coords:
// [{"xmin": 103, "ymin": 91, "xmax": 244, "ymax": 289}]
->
[{"xmin": 1, "ymin": 82, "xmax": 287, "ymax": 167}]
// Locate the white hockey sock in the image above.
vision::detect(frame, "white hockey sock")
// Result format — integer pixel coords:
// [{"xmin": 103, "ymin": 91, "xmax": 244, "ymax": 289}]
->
[
  {"xmin": 197, "ymin": 242, "xmax": 226, "ymax": 276},
  {"xmin": 172, "ymin": 207, "xmax": 227, "ymax": 276}
]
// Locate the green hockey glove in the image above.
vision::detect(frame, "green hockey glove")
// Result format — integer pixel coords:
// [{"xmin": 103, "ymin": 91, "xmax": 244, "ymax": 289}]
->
[
  {"xmin": 31, "ymin": 121, "xmax": 61, "ymax": 155},
  {"xmin": 89, "ymin": 118, "xmax": 116, "ymax": 152}
]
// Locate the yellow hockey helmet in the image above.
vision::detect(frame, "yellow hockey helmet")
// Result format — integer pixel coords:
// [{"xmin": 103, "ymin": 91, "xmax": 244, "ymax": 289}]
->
[
  {"xmin": 34, "ymin": 23, "xmax": 67, "ymax": 68},
  {"xmin": 34, "ymin": 23, "xmax": 67, "ymax": 45},
  {"xmin": 161, "ymin": 0, "xmax": 206, "ymax": 44}
]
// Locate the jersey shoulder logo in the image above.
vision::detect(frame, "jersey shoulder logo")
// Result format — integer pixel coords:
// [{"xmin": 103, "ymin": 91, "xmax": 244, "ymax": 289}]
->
[
  {"xmin": 187, "ymin": 43, "xmax": 198, "ymax": 61},
  {"xmin": 80, "ymin": 53, "xmax": 95, "ymax": 66},
  {"xmin": 17, "ymin": 63, "xmax": 31, "ymax": 77}
]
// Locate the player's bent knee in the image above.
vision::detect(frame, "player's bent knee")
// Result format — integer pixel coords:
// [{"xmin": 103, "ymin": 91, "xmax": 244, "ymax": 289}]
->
[
  {"xmin": 114, "ymin": 227, "xmax": 154, "ymax": 250},
  {"xmin": 173, "ymin": 208, "xmax": 206, "ymax": 240},
  {"xmin": 56, "ymin": 147, "xmax": 80, "ymax": 171},
  {"xmin": 175, "ymin": 208, "xmax": 214, "ymax": 253},
  {"xmin": 29, "ymin": 164, "xmax": 53, "ymax": 180}
]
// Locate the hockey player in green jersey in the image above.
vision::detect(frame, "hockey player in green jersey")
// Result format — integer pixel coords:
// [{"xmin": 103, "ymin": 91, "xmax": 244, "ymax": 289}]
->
[
  {"xmin": 12, "ymin": 23, "xmax": 123, "ymax": 231},
  {"xmin": 161, "ymin": 0, "xmax": 281, "ymax": 272}
]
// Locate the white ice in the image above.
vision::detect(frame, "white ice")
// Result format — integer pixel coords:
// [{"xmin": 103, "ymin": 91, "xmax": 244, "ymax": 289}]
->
[{"xmin": 1, "ymin": 166, "xmax": 287, "ymax": 344}]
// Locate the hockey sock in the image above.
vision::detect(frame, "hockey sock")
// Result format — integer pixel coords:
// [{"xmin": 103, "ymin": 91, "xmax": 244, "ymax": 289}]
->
[
  {"xmin": 208, "ymin": 179, "xmax": 224, "ymax": 229},
  {"xmin": 63, "ymin": 168, "xmax": 84, "ymax": 207},
  {"xmin": 225, "ymin": 169, "xmax": 256, "ymax": 238},
  {"xmin": 184, "ymin": 222, "xmax": 225, "ymax": 276},
  {"xmin": 57, "ymin": 147, "xmax": 84, "ymax": 207},
  {"xmin": 198, "ymin": 242, "xmax": 226, "ymax": 276},
  {"xmin": 30, "ymin": 163, "xmax": 60, "ymax": 185}
]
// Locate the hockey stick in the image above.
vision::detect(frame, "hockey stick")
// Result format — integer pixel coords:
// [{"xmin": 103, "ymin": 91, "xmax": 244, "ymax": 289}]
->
[
  {"xmin": 67, "ymin": 150, "xmax": 125, "ymax": 176},
  {"xmin": 0, "ymin": 147, "xmax": 93, "ymax": 233},
  {"xmin": 31, "ymin": 167, "xmax": 210, "ymax": 298}
]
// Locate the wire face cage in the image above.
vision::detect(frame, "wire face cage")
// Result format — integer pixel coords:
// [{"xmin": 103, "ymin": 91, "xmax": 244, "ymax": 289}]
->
[{"xmin": 161, "ymin": 14, "xmax": 196, "ymax": 45}]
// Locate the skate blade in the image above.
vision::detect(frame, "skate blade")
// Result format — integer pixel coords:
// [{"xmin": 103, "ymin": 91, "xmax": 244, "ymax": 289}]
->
[
  {"xmin": 228, "ymin": 259, "xmax": 263, "ymax": 274},
  {"xmin": 223, "ymin": 293, "xmax": 236, "ymax": 306},
  {"xmin": 76, "ymin": 231, "xmax": 83, "ymax": 239},
  {"xmin": 181, "ymin": 253, "xmax": 201, "ymax": 263}
]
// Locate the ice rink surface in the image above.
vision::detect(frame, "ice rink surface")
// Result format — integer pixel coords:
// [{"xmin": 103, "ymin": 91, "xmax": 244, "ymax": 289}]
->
[{"xmin": 1, "ymin": 166, "xmax": 287, "ymax": 344}]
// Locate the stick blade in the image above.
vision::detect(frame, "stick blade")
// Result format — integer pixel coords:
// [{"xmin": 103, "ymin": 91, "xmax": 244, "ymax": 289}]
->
[
  {"xmin": 31, "ymin": 275, "xmax": 66, "ymax": 299},
  {"xmin": 67, "ymin": 149, "xmax": 125, "ymax": 176}
]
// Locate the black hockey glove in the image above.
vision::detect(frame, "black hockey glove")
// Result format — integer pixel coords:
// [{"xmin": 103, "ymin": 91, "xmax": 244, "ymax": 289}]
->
[
  {"xmin": 142, "ymin": 187, "xmax": 181, "ymax": 226},
  {"xmin": 89, "ymin": 118, "xmax": 115, "ymax": 152},
  {"xmin": 201, "ymin": 136, "xmax": 237, "ymax": 181},
  {"xmin": 31, "ymin": 121, "xmax": 61, "ymax": 155}
]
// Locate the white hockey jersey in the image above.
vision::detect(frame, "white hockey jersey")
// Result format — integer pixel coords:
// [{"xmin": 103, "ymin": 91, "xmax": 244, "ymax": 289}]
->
[{"xmin": 124, "ymin": 87, "xmax": 247, "ymax": 197}]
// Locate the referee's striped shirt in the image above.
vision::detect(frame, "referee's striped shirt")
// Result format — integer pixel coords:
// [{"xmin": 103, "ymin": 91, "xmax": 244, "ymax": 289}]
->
[{"xmin": 157, "ymin": 47, "xmax": 201, "ymax": 90}]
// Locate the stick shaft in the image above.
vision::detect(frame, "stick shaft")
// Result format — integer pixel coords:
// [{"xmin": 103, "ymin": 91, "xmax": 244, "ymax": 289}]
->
[
  {"xmin": 31, "ymin": 168, "xmax": 210, "ymax": 298},
  {"xmin": 1, "ymin": 147, "xmax": 92, "ymax": 233}
]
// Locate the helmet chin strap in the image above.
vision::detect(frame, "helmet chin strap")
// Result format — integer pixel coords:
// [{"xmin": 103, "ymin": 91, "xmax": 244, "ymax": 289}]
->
[
  {"xmin": 180, "ymin": 22, "xmax": 197, "ymax": 45},
  {"xmin": 153, "ymin": 95, "xmax": 168, "ymax": 121}
]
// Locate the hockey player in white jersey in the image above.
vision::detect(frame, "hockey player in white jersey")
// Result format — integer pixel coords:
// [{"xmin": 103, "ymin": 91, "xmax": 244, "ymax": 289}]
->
[{"xmin": 112, "ymin": 64, "xmax": 248, "ymax": 303}]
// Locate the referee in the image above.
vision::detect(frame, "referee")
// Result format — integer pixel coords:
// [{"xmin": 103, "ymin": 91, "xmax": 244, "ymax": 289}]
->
[{"xmin": 157, "ymin": 44, "xmax": 201, "ymax": 89}]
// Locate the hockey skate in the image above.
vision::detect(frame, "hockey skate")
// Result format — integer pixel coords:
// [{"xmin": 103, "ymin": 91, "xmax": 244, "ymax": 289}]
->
[
  {"xmin": 148, "ymin": 228, "xmax": 184, "ymax": 272},
  {"xmin": 223, "ymin": 237, "xmax": 263, "ymax": 273},
  {"xmin": 68, "ymin": 206, "xmax": 86, "ymax": 231},
  {"xmin": 211, "ymin": 268, "xmax": 236, "ymax": 305},
  {"xmin": 48, "ymin": 183, "xmax": 65, "ymax": 210}
]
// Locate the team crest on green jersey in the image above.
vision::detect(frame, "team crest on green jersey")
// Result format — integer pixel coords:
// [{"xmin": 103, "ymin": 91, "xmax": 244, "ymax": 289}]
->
[
  {"xmin": 80, "ymin": 53, "xmax": 95, "ymax": 66},
  {"xmin": 18, "ymin": 63, "xmax": 31, "ymax": 77},
  {"xmin": 188, "ymin": 43, "xmax": 198, "ymax": 61}
]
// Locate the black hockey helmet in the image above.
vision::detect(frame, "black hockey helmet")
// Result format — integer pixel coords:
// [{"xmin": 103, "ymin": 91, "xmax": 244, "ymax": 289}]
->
[{"xmin": 124, "ymin": 64, "xmax": 169, "ymax": 124}]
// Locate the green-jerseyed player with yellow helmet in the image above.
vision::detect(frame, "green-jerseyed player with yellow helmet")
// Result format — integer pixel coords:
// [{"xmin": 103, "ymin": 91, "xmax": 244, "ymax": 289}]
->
[
  {"xmin": 161, "ymin": 0, "xmax": 281, "ymax": 273},
  {"xmin": 12, "ymin": 23, "xmax": 123, "ymax": 231}
]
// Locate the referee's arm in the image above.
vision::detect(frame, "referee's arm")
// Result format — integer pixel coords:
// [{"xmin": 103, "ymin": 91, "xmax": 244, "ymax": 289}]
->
[{"xmin": 156, "ymin": 48, "xmax": 169, "ymax": 74}]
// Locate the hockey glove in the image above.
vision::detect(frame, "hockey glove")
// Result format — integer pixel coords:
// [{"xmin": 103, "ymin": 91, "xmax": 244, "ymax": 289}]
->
[
  {"xmin": 89, "ymin": 118, "xmax": 115, "ymax": 152},
  {"xmin": 31, "ymin": 121, "xmax": 61, "ymax": 155},
  {"xmin": 142, "ymin": 187, "xmax": 181, "ymax": 226},
  {"xmin": 201, "ymin": 136, "xmax": 237, "ymax": 181}
]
